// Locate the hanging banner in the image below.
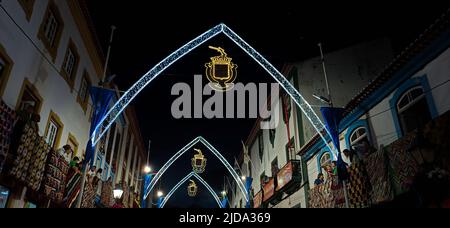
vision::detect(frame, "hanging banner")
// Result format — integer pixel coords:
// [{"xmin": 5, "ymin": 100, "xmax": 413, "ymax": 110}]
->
[
  {"xmin": 141, "ymin": 174, "xmax": 154, "ymax": 208},
  {"xmin": 245, "ymin": 177, "xmax": 253, "ymax": 208},
  {"xmin": 277, "ymin": 162, "xmax": 293, "ymax": 191},
  {"xmin": 320, "ymin": 107, "xmax": 344, "ymax": 152},
  {"xmin": 320, "ymin": 107, "xmax": 349, "ymax": 182},
  {"xmin": 84, "ymin": 86, "xmax": 115, "ymax": 167},
  {"xmin": 263, "ymin": 178, "xmax": 275, "ymax": 202},
  {"xmin": 221, "ymin": 195, "xmax": 229, "ymax": 208}
]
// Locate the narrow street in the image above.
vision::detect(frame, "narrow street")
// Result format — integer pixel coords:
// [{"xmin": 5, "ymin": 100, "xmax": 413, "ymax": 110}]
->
[{"xmin": 0, "ymin": 0, "xmax": 449, "ymax": 210}]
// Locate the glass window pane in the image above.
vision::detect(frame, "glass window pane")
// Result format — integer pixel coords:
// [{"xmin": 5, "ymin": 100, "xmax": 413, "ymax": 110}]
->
[
  {"xmin": 357, "ymin": 128, "xmax": 366, "ymax": 136},
  {"xmin": 398, "ymin": 96, "xmax": 409, "ymax": 110},
  {"xmin": 80, "ymin": 83, "xmax": 87, "ymax": 101},
  {"xmin": 411, "ymin": 88, "xmax": 424, "ymax": 100},
  {"xmin": 46, "ymin": 121, "xmax": 58, "ymax": 147},
  {"xmin": 351, "ymin": 133, "xmax": 358, "ymax": 142},
  {"xmin": 320, "ymin": 153, "xmax": 331, "ymax": 169},
  {"xmin": 399, "ymin": 98, "xmax": 431, "ymax": 134}
]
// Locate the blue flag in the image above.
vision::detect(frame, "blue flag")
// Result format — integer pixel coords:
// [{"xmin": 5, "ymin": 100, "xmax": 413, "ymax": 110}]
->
[
  {"xmin": 221, "ymin": 195, "xmax": 229, "ymax": 208},
  {"xmin": 245, "ymin": 177, "xmax": 253, "ymax": 208},
  {"xmin": 320, "ymin": 107, "xmax": 344, "ymax": 152},
  {"xmin": 84, "ymin": 86, "xmax": 115, "ymax": 167},
  {"xmin": 141, "ymin": 174, "xmax": 154, "ymax": 208},
  {"xmin": 320, "ymin": 107, "xmax": 349, "ymax": 182}
]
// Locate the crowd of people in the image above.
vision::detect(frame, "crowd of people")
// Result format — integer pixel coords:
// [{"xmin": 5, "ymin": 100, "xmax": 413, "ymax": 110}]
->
[
  {"xmin": 0, "ymin": 100, "xmax": 115, "ymax": 208},
  {"xmin": 314, "ymin": 149, "xmax": 358, "ymax": 187},
  {"xmin": 314, "ymin": 160, "xmax": 338, "ymax": 186}
]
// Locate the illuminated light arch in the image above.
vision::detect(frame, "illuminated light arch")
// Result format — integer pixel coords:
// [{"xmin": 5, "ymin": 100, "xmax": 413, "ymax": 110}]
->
[
  {"xmin": 160, "ymin": 172, "xmax": 222, "ymax": 208},
  {"xmin": 91, "ymin": 24, "xmax": 335, "ymax": 159},
  {"xmin": 144, "ymin": 136, "xmax": 248, "ymax": 203}
]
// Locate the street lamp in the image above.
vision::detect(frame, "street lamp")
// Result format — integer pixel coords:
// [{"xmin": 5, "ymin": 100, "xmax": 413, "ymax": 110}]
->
[
  {"xmin": 144, "ymin": 165, "xmax": 152, "ymax": 174},
  {"xmin": 157, "ymin": 190, "xmax": 164, "ymax": 198},
  {"xmin": 241, "ymin": 176, "xmax": 246, "ymax": 181},
  {"xmin": 221, "ymin": 190, "xmax": 227, "ymax": 197}
]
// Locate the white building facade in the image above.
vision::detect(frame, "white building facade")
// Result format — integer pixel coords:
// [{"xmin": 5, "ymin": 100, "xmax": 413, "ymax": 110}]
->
[{"xmin": 0, "ymin": 0, "xmax": 146, "ymax": 208}]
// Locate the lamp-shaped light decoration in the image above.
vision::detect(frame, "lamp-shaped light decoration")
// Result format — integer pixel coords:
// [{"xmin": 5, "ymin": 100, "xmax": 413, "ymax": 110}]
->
[
  {"xmin": 113, "ymin": 185, "xmax": 124, "ymax": 200},
  {"xmin": 192, "ymin": 149, "xmax": 207, "ymax": 174},
  {"xmin": 187, "ymin": 180, "xmax": 198, "ymax": 197}
]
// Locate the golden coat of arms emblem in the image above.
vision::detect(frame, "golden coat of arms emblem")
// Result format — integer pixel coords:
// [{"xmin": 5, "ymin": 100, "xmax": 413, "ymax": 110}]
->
[
  {"xmin": 205, "ymin": 46, "xmax": 238, "ymax": 91},
  {"xmin": 192, "ymin": 149, "xmax": 207, "ymax": 174},
  {"xmin": 187, "ymin": 180, "xmax": 198, "ymax": 197}
]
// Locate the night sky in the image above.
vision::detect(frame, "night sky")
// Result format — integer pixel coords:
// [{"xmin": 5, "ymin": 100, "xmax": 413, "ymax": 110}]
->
[{"xmin": 86, "ymin": 1, "xmax": 450, "ymax": 208}]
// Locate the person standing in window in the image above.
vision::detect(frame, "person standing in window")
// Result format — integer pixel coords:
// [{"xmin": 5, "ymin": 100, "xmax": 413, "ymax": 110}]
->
[
  {"xmin": 331, "ymin": 161, "xmax": 338, "ymax": 176},
  {"xmin": 57, "ymin": 145, "xmax": 72, "ymax": 163}
]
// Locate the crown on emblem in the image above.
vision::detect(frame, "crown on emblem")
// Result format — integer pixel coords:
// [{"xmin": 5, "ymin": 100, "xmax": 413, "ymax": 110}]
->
[{"xmin": 210, "ymin": 55, "xmax": 232, "ymax": 65}]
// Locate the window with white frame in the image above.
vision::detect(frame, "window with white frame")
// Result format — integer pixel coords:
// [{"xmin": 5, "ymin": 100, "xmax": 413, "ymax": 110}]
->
[
  {"xmin": 46, "ymin": 119, "xmax": 59, "ymax": 148},
  {"xmin": 38, "ymin": 2, "xmax": 63, "ymax": 60},
  {"xmin": 62, "ymin": 40, "xmax": 79, "ymax": 85},
  {"xmin": 63, "ymin": 49, "xmax": 76, "ymax": 78},
  {"xmin": 350, "ymin": 127, "xmax": 368, "ymax": 148},
  {"xmin": 79, "ymin": 76, "xmax": 88, "ymax": 101},
  {"xmin": 319, "ymin": 152, "xmax": 332, "ymax": 173},
  {"xmin": 78, "ymin": 73, "xmax": 91, "ymax": 109},
  {"xmin": 42, "ymin": 10, "xmax": 59, "ymax": 46},
  {"xmin": 397, "ymin": 86, "xmax": 432, "ymax": 135}
]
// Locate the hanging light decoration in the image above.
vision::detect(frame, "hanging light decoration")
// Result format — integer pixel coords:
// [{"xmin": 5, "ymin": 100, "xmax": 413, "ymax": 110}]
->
[
  {"xmin": 192, "ymin": 149, "xmax": 207, "ymax": 174},
  {"xmin": 187, "ymin": 180, "xmax": 198, "ymax": 197}
]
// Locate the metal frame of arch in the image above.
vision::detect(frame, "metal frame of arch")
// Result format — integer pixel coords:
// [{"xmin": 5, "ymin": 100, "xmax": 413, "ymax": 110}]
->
[
  {"xmin": 91, "ymin": 23, "xmax": 335, "ymax": 158},
  {"xmin": 144, "ymin": 136, "xmax": 249, "ymax": 203},
  {"xmin": 160, "ymin": 172, "xmax": 222, "ymax": 208}
]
